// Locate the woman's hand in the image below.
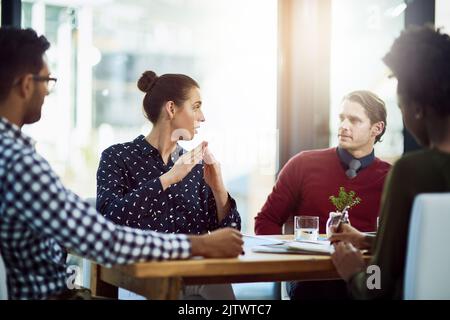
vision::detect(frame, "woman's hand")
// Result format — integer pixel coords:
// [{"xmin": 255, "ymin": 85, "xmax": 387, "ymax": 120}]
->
[
  {"xmin": 203, "ymin": 147, "xmax": 231, "ymax": 221},
  {"xmin": 331, "ymin": 242, "xmax": 366, "ymax": 282},
  {"xmin": 160, "ymin": 141, "xmax": 207, "ymax": 190},
  {"xmin": 329, "ymin": 223, "xmax": 371, "ymax": 250},
  {"xmin": 203, "ymin": 147, "xmax": 226, "ymax": 193}
]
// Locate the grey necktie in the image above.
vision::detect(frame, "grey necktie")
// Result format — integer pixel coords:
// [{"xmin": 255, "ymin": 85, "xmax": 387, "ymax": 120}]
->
[{"xmin": 345, "ymin": 159, "xmax": 361, "ymax": 179}]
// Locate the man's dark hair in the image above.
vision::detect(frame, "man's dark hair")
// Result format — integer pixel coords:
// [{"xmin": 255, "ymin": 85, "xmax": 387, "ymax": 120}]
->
[
  {"xmin": 0, "ymin": 27, "xmax": 50, "ymax": 102},
  {"xmin": 383, "ymin": 25, "xmax": 450, "ymax": 117}
]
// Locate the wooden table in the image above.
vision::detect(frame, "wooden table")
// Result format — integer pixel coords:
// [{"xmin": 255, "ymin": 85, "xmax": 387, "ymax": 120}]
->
[{"xmin": 90, "ymin": 235, "xmax": 349, "ymax": 300}]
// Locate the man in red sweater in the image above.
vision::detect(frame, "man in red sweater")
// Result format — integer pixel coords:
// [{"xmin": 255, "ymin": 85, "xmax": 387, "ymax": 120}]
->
[{"xmin": 255, "ymin": 90, "xmax": 391, "ymax": 299}]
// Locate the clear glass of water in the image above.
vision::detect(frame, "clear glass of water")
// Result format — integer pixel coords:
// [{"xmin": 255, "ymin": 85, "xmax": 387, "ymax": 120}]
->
[{"xmin": 295, "ymin": 216, "xmax": 319, "ymax": 241}]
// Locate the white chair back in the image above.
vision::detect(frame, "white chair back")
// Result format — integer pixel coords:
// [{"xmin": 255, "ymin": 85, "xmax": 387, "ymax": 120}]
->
[{"xmin": 404, "ymin": 193, "xmax": 450, "ymax": 299}]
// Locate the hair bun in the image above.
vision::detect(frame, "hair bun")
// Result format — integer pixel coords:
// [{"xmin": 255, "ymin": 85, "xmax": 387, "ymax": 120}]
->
[{"xmin": 137, "ymin": 71, "xmax": 158, "ymax": 93}]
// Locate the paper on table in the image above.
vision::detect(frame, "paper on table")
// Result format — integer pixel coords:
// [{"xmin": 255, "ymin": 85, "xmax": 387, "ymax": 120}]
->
[
  {"xmin": 252, "ymin": 239, "xmax": 334, "ymax": 255},
  {"xmin": 242, "ymin": 235, "xmax": 287, "ymax": 253},
  {"xmin": 286, "ymin": 240, "xmax": 333, "ymax": 254},
  {"xmin": 242, "ymin": 234, "xmax": 287, "ymax": 245}
]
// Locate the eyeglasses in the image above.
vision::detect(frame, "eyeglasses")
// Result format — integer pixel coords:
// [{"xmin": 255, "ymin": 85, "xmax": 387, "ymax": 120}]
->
[{"xmin": 32, "ymin": 75, "xmax": 57, "ymax": 92}]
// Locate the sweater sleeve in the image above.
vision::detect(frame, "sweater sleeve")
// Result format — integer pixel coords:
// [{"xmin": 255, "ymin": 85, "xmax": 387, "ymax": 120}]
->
[{"xmin": 254, "ymin": 154, "xmax": 302, "ymax": 235}]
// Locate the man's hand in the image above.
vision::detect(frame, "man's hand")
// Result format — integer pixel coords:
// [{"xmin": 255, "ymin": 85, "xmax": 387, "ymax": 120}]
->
[
  {"xmin": 331, "ymin": 242, "xmax": 366, "ymax": 282},
  {"xmin": 190, "ymin": 228, "xmax": 244, "ymax": 258},
  {"xmin": 329, "ymin": 223, "xmax": 371, "ymax": 250}
]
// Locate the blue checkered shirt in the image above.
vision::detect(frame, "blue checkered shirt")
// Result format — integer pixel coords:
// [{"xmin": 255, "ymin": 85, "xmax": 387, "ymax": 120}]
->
[{"xmin": 0, "ymin": 117, "xmax": 191, "ymax": 299}]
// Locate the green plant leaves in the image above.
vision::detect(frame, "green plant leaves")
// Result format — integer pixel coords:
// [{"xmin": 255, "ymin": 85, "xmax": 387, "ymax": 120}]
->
[{"xmin": 329, "ymin": 187, "xmax": 361, "ymax": 212}]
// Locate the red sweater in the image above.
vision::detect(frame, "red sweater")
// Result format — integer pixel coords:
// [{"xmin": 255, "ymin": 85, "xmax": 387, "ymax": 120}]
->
[{"xmin": 255, "ymin": 148, "xmax": 391, "ymax": 234}]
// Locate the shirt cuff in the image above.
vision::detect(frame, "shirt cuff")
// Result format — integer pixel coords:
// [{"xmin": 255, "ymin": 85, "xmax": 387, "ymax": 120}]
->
[
  {"xmin": 217, "ymin": 194, "xmax": 241, "ymax": 230},
  {"xmin": 174, "ymin": 233, "xmax": 192, "ymax": 259},
  {"xmin": 160, "ymin": 233, "xmax": 192, "ymax": 260}
]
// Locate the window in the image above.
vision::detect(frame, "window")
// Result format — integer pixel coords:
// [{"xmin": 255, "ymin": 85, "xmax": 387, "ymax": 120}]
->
[
  {"xmin": 93, "ymin": 0, "xmax": 277, "ymax": 233},
  {"xmin": 21, "ymin": 0, "xmax": 277, "ymax": 235},
  {"xmin": 436, "ymin": 0, "xmax": 450, "ymax": 31},
  {"xmin": 330, "ymin": 0, "xmax": 405, "ymax": 162}
]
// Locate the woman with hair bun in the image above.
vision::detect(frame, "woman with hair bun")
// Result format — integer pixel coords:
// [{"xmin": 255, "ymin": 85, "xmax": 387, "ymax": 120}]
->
[{"xmin": 96, "ymin": 70, "xmax": 241, "ymax": 299}]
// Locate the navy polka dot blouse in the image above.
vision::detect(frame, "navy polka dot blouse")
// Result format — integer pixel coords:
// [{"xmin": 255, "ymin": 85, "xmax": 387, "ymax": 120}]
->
[{"xmin": 96, "ymin": 135, "xmax": 241, "ymax": 234}]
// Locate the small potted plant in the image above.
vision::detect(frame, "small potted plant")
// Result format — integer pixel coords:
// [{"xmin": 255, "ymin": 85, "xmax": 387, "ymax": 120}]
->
[{"xmin": 326, "ymin": 187, "xmax": 361, "ymax": 237}]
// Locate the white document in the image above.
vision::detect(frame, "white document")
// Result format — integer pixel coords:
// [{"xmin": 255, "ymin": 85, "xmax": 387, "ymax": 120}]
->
[
  {"xmin": 242, "ymin": 234, "xmax": 287, "ymax": 245},
  {"xmin": 252, "ymin": 239, "xmax": 333, "ymax": 255}
]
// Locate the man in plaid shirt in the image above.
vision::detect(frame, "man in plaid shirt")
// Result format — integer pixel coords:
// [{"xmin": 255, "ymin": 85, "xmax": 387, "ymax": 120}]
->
[{"xmin": 0, "ymin": 27, "xmax": 243, "ymax": 300}]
